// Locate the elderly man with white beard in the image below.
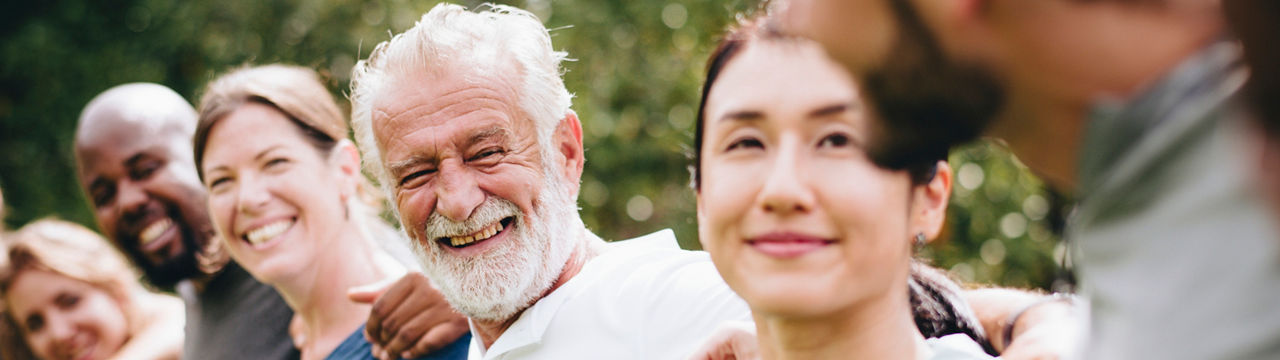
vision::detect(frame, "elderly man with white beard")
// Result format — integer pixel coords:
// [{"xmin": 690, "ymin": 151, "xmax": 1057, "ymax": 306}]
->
[
  {"xmin": 348, "ymin": 4, "xmax": 751, "ymax": 359},
  {"xmin": 349, "ymin": 4, "xmax": 1074, "ymax": 360}
]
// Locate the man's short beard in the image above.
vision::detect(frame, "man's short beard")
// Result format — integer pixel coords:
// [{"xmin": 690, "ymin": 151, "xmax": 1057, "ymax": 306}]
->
[
  {"xmin": 118, "ymin": 207, "xmax": 205, "ymax": 290},
  {"xmin": 859, "ymin": 0, "xmax": 1006, "ymax": 170},
  {"xmin": 408, "ymin": 169, "xmax": 580, "ymax": 322}
]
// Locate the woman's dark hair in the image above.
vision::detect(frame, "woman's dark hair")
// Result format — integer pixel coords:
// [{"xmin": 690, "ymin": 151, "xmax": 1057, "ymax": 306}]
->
[
  {"xmin": 693, "ymin": 12, "xmax": 989, "ymax": 354},
  {"xmin": 909, "ymin": 262, "xmax": 996, "ymax": 355},
  {"xmin": 691, "ymin": 17, "xmax": 941, "ymax": 191}
]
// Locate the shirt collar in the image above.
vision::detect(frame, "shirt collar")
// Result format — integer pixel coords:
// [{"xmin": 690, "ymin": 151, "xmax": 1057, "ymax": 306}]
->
[
  {"xmin": 1078, "ymin": 37, "xmax": 1245, "ymax": 195},
  {"xmin": 469, "ymin": 229, "xmax": 680, "ymax": 358}
]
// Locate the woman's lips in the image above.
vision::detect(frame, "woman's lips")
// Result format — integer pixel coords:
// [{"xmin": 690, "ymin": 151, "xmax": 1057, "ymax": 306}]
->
[{"xmin": 747, "ymin": 232, "xmax": 834, "ymax": 258}]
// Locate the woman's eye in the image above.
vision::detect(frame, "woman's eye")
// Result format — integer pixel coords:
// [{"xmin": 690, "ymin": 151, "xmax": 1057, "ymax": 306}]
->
[
  {"xmin": 25, "ymin": 315, "xmax": 43, "ymax": 332},
  {"xmin": 818, "ymin": 133, "xmax": 851, "ymax": 148},
  {"xmin": 726, "ymin": 137, "xmax": 764, "ymax": 151},
  {"xmin": 265, "ymin": 158, "xmax": 289, "ymax": 168},
  {"xmin": 207, "ymin": 176, "xmax": 231, "ymax": 190},
  {"xmin": 55, "ymin": 293, "xmax": 79, "ymax": 309}
]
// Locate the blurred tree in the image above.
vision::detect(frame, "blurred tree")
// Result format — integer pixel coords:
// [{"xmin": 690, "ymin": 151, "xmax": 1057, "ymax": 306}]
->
[{"xmin": 0, "ymin": 0, "xmax": 1063, "ymax": 289}]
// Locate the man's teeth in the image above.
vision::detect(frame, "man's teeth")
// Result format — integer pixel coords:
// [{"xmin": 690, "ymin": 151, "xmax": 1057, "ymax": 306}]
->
[
  {"xmin": 139, "ymin": 218, "xmax": 173, "ymax": 245},
  {"xmin": 449, "ymin": 221, "xmax": 504, "ymax": 247},
  {"xmin": 245, "ymin": 220, "xmax": 292, "ymax": 246}
]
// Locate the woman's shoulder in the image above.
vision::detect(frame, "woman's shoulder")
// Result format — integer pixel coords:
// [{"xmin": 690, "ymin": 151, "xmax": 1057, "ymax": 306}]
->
[
  {"xmin": 926, "ymin": 334, "xmax": 997, "ymax": 360},
  {"xmin": 325, "ymin": 325, "xmax": 471, "ymax": 360}
]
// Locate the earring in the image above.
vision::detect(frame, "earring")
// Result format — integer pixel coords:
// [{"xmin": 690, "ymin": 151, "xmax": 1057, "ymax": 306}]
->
[
  {"xmin": 914, "ymin": 232, "xmax": 926, "ymax": 251},
  {"xmin": 340, "ymin": 195, "xmax": 350, "ymax": 220}
]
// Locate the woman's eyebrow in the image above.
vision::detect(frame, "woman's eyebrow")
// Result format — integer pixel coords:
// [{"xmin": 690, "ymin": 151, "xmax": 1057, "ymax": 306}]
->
[
  {"xmin": 253, "ymin": 145, "xmax": 286, "ymax": 162},
  {"xmin": 808, "ymin": 102, "xmax": 852, "ymax": 118},
  {"xmin": 719, "ymin": 109, "xmax": 764, "ymax": 123}
]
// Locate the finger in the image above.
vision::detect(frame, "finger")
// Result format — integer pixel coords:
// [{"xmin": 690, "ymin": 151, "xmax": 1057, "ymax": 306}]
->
[
  {"xmin": 379, "ymin": 311, "xmax": 435, "ymax": 358},
  {"xmin": 404, "ymin": 317, "xmax": 470, "ymax": 358},
  {"xmin": 368, "ymin": 274, "xmax": 424, "ymax": 344},
  {"xmin": 381, "ymin": 291, "xmax": 457, "ymax": 356},
  {"xmin": 348, "ymin": 277, "xmax": 399, "ymax": 303}
]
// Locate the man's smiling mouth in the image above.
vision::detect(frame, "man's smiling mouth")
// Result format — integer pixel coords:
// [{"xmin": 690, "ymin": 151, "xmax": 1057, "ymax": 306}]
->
[{"xmin": 437, "ymin": 217, "xmax": 513, "ymax": 248}]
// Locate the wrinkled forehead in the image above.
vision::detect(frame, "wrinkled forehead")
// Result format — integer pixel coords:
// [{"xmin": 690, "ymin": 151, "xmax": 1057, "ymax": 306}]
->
[{"xmin": 370, "ymin": 61, "xmax": 526, "ymax": 136}]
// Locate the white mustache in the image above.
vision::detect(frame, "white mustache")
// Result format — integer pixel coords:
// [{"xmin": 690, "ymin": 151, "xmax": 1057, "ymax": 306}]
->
[{"xmin": 422, "ymin": 197, "xmax": 522, "ymax": 241}]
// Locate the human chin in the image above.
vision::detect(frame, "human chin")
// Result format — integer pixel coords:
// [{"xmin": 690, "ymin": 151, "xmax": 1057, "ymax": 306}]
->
[
  {"xmin": 727, "ymin": 241, "xmax": 853, "ymax": 318},
  {"xmin": 121, "ymin": 206, "xmax": 203, "ymax": 289},
  {"xmin": 412, "ymin": 180, "xmax": 577, "ymax": 322}
]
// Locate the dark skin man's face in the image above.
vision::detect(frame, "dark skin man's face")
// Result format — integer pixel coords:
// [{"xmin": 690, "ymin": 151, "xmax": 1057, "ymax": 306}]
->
[{"xmin": 76, "ymin": 112, "xmax": 211, "ymax": 289}]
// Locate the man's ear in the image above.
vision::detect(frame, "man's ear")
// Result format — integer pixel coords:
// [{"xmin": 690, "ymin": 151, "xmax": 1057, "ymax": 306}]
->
[
  {"xmin": 912, "ymin": 161, "xmax": 953, "ymax": 241},
  {"xmin": 554, "ymin": 111, "xmax": 586, "ymax": 196}
]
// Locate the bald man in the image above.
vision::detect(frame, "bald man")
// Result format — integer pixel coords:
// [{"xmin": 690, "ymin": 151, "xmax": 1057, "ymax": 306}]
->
[
  {"xmin": 75, "ymin": 83, "xmax": 299, "ymax": 359},
  {"xmin": 74, "ymin": 83, "xmax": 467, "ymax": 360}
]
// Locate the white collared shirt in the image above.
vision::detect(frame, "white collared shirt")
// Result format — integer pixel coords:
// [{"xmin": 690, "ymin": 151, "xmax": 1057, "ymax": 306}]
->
[{"xmin": 468, "ymin": 229, "xmax": 751, "ymax": 360}]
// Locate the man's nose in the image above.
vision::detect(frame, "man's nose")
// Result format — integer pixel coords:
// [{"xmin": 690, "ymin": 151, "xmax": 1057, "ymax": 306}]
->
[
  {"xmin": 433, "ymin": 162, "xmax": 484, "ymax": 222},
  {"xmin": 117, "ymin": 180, "xmax": 149, "ymax": 220}
]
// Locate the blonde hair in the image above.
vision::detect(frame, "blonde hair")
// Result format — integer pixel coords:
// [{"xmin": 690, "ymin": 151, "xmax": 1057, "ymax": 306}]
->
[
  {"xmin": 349, "ymin": 3, "xmax": 573, "ymax": 195},
  {"xmin": 0, "ymin": 219, "xmax": 144, "ymax": 360},
  {"xmin": 193, "ymin": 64, "xmax": 388, "ymax": 215},
  {"xmin": 194, "ymin": 64, "xmax": 346, "ymax": 177},
  {"xmin": 193, "ymin": 64, "xmax": 410, "ymax": 263}
]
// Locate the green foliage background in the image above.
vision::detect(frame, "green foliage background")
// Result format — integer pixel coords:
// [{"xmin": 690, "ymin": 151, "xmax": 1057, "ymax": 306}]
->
[{"xmin": 0, "ymin": 0, "xmax": 1066, "ymax": 290}]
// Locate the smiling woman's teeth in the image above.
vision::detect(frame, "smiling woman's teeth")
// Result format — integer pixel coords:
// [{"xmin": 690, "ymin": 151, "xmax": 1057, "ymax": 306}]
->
[
  {"xmin": 245, "ymin": 220, "xmax": 292, "ymax": 246},
  {"xmin": 449, "ymin": 221, "xmax": 504, "ymax": 247},
  {"xmin": 139, "ymin": 218, "xmax": 173, "ymax": 245}
]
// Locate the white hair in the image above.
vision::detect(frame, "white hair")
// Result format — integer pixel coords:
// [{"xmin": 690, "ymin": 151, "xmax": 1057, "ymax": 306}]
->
[{"xmin": 349, "ymin": 3, "xmax": 573, "ymax": 194}]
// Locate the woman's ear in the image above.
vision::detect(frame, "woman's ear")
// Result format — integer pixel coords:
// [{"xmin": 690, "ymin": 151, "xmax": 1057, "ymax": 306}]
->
[
  {"xmin": 695, "ymin": 189, "xmax": 711, "ymax": 251},
  {"xmin": 912, "ymin": 161, "xmax": 953, "ymax": 242},
  {"xmin": 331, "ymin": 140, "xmax": 362, "ymax": 199}
]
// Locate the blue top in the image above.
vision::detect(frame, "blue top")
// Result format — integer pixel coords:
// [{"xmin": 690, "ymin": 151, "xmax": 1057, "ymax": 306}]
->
[{"xmin": 325, "ymin": 325, "xmax": 470, "ymax": 360}]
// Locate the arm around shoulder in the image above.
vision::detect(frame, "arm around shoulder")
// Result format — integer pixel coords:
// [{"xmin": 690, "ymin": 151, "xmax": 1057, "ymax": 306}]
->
[{"xmin": 109, "ymin": 291, "xmax": 185, "ymax": 360}]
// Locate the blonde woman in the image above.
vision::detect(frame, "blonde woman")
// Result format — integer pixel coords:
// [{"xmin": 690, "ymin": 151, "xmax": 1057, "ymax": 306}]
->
[
  {"xmin": 0, "ymin": 219, "xmax": 184, "ymax": 360},
  {"xmin": 192, "ymin": 64, "xmax": 468, "ymax": 360}
]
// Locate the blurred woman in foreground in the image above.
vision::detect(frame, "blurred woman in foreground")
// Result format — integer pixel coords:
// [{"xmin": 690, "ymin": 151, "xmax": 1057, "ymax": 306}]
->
[
  {"xmin": 192, "ymin": 65, "xmax": 468, "ymax": 360},
  {"xmin": 691, "ymin": 17, "xmax": 994, "ymax": 359},
  {"xmin": 0, "ymin": 218, "xmax": 184, "ymax": 360}
]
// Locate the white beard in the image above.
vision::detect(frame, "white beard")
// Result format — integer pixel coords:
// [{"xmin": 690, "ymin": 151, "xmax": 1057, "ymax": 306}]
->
[{"xmin": 408, "ymin": 172, "xmax": 580, "ymax": 322}]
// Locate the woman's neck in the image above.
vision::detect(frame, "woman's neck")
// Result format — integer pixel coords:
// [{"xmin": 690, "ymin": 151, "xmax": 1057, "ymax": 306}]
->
[
  {"xmin": 754, "ymin": 293, "xmax": 927, "ymax": 360},
  {"xmin": 272, "ymin": 225, "xmax": 406, "ymax": 360}
]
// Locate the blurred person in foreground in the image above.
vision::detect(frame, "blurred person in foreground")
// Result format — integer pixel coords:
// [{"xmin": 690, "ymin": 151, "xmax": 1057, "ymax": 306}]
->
[
  {"xmin": 192, "ymin": 64, "xmax": 469, "ymax": 360},
  {"xmin": 690, "ymin": 18, "xmax": 994, "ymax": 359},
  {"xmin": 784, "ymin": 0, "xmax": 1280, "ymax": 358},
  {"xmin": 0, "ymin": 218, "xmax": 184, "ymax": 360},
  {"xmin": 349, "ymin": 4, "xmax": 1071, "ymax": 359},
  {"xmin": 1224, "ymin": 0, "xmax": 1280, "ymax": 226},
  {"xmin": 74, "ymin": 83, "xmax": 467, "ymax": 360}
]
